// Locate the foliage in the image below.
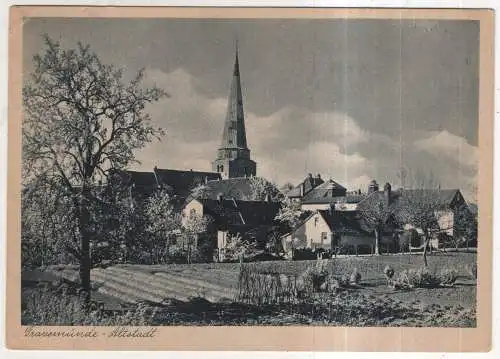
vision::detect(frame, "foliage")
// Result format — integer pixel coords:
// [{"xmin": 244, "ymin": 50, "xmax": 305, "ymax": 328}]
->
[
  {"xmin": 181, "ymin": 213, "xmax": 212, "ymax": 264},
  {"xmin": 349, "ymin": 268, "xmax": 362, "ymax": 285},
  {"xmin": 395, "ymin": 169, "xmax": 444, "ymax": 266},
  {"xmin": 391, "ymin": 266, "xmax": 458, "ymax": 290},
  {"xmin": 143, "ymin": 190, "xmax": 182, "ymax": 264},
  {"xmin": 244, "ymin": 176, "xmax": 284, "ymax": 202},
  {"xmin": 223, "ymin": 233, "xmax": 258, "ymax": 262},
  {"xmin": 275, "ymin": 200, "xmax": 310, "ymax": 232},
  {"xmin": 465, "ymin": 263, "xmax": 477, "ymax": 280},
  {"xmin": 22, "ymin": 35, "xmax": 165, "ymax": 298}
]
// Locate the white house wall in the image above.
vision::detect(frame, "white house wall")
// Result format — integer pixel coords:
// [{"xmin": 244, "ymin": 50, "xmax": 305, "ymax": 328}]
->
[
  {"xmin": 301, "ymin": 203, "xmax": 330, "ymax": 211},
  {"xmin": 181, "ymin": 199, "xmax": 204, "ymax": 227}
]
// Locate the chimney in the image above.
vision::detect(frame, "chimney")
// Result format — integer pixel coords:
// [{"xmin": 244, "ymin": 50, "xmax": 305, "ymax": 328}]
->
[
  {"xmin": 204, "ymin": 176, "xmax": 208, "ymax": 184},
  {"xmin": 368, "ymin": 180, "xmax": 379, "ymax": 194},
  {"xmin": 265, "ymin": 193, "xmax": 271, "ymax": 203},
  {"xmin": 300, "ymin": 182, "xmax": 305, "ymax": 197},
  {"xmin": 384, "ymin": 182, "xmax": 392, "ymax": 205}
]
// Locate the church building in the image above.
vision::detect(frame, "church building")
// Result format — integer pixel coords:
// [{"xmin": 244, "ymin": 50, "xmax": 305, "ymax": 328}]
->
[{"xmin": 212, "ymin": 45, "xmax": 257, "ymax": 179}]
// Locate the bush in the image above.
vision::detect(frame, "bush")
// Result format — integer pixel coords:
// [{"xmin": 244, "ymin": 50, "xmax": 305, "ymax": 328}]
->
[
  {"xmin": 465, "ymin": 263, "xmax": 477, "ymax": 280},
  {"xmin": 392, "ymin": 266, "xmax": 458, "ymax": 290},
  {"xmin": 22, "ymin": 284, "xmax": 158, "ymax": 325},
  {"xmin": 350, "ymin": 268, "xmax": 362, "ymax": 285},
  {"xmin": 439, "ymin": 268, "xmax": 458, "ymax": 286},
  {"xmin": 292, "ymin": 248, "xmax": 317, "ymax": 260}
]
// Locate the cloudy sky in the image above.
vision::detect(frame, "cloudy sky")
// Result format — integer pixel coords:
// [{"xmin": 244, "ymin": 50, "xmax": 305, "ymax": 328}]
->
[{"xmin": 23, "ymin": 18, "xmax": 479, "ymax": 201}]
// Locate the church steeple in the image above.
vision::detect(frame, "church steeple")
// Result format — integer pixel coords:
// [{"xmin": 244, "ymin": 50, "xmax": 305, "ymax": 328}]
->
[
  {"xmin": 212, "ymin": 43, "xmax": 256, "ymax": 179},
  {"xmin": 220, "ymin": 43, "xmax": 247, "ymax": 149}
]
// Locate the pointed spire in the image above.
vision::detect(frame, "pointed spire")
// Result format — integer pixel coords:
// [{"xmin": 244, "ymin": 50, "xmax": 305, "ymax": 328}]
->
[{"xmin": 220, "ymin": 42, "xmax": 247, "ymax": 149}]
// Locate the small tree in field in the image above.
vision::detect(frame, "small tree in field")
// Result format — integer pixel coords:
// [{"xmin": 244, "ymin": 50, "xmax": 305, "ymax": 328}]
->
[
  {"xmin": 144, "ymin": 190, "xmax": 181, "ymax": 264},
  {"xmin": 396, "ymin": 170, "xmax": 443, "ymax": 267},
  {"xmin": 359, "ymin": 196, "xmax": 396, "ymax": 255},
  {"xmin": 181, "ymin": 213, "xmax": 211, "ymax": 264},
  {"xmin": 22, "ymin": 35, "xmax": 166, "ymax": 300}
]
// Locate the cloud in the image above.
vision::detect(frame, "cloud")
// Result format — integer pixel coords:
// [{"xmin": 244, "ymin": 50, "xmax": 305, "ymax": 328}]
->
[
  {"xmin": 414, "ymin": 130, "xmax": 478, "ymax": 170},
  {"xmin": 132, "ymin": 68, "xmax": 477, "ymax": 202}
]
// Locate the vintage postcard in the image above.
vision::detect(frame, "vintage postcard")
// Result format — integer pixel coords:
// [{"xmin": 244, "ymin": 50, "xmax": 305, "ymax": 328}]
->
[{"xmin": 6, "ymin": 6, "xmax": 494, "ymax": 351}]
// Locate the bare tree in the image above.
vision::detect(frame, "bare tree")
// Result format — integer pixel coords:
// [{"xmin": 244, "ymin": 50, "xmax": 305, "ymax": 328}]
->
[
  {"xmin": 22, "ymin": 36, "xmax": 166, "ymax": 300},
  {"xmin": 395, "ymin": 170, "xmax": 443, "ymax": 267},
  {"xmin": 359, "ymin": 199, "xmax": 396, "ymax": 255}
]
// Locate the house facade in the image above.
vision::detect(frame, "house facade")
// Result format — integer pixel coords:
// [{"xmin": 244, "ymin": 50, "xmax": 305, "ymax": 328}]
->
[{"xmin": 182, "ymin": 196, "xmax": 281, "ymax": 261}]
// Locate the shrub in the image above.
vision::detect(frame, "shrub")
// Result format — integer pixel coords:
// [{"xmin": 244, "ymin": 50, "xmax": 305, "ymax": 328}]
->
[
  {"xmin": 384, "ymin": 265, "xmax": 395, "ymax": 282},
  {"xmin": 236, "ymin": 265, "xmax": 298, "ymax": 305},
  {"xmin": 299, "ymin": 259, "xmax": 329, "ymax": 292},
  {"xmin": 465, "ymin": 263, "xmax": 477, "ymax": 280},
  {"xmin": 350, "ymin": 268, "xmax": 362, "ymax": 285},
  {"xmin": 392, "ymin": 266, "xmax": 458, "ymax": 290},
  {"xmin": 439, "ymin": 268, "xmax": 458, "ymax": 286},
  {"xmin": 292, "ymin": 248, "xmax": 317, "ymax": 261}
]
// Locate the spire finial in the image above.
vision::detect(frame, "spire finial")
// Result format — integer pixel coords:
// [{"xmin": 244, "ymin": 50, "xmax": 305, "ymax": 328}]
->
[{"xmin": 233, "ymin": 37, "xmax": 240, "ymax": 76}]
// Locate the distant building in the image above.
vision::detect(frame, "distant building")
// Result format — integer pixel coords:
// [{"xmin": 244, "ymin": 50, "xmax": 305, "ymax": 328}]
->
[
  {"xmin": 285, "ymin": 173, "xmax": 324, "ymax": 202},
  {"xmin": 212, "ymin": 45, "xmax": 257, "ymax": 179},
  {"xmin": 357, "ymin": 182, "xmax": 475, "ymax": 248}
]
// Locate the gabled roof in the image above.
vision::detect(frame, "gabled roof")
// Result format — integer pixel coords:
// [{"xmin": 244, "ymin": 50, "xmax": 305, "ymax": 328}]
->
[
  {"xmin": 154, "ymin": 168, "xmax": 221, "ymax": 198},
  {"xmin": 357, "ymin": 188, "xmax": 464, "ymax": 213},
  {"xmin": 318, "ymin": 210, "xmax": 372, "ymax": 236},
  {"xmin": 300, "ymin": 179, "xmax": 348, "ymax": 204},
  {"xmin": 193, "ymin": 198, "xmax": 281, "ymax": 228},
  {"xmin": 287, "ymin": 209, "xmax": 371, "ymax": 237},
  {"xmin": 189, "ymin": 177, "xmax": 255, "ymax": 201},
  {"xmin": 286, "ymin": 174, "xmax": 324, "ymax": 198}
]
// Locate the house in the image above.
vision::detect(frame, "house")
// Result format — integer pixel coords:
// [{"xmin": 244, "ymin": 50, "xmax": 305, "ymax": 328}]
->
[
  {"xmin": 357, "ymin": 181, "xmax": 474, "ymax": 248},
  {"xmin": 285, "ymin": 173, "xmax": 325, "ymax": 202},
  {"xmin": 299, "ymin": 179, "xmax": 350, "ymax": 211},
  {"xmin": 182, "ymin": 195, "xmax": 282, "ymax": 261},
  {"xmin": 281, "ymin": 210, "xmax": 377, "ymax": 257}
]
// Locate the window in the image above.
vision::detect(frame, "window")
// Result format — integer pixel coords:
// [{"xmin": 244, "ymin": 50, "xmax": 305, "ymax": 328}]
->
[
  {"xmin": 314, "ymin": 217, "xmax": 319, "ymax": 227},
  {"xmin": 321, "ymin": 232, "xmax": 328, "ymax": 243},
  {"xmin": 220, "ymin": 165, "xmax": 224, "ymax": 172},
  {"xmin": 189, "ymin": 208, "xmax": 196, "ymax": 218}
]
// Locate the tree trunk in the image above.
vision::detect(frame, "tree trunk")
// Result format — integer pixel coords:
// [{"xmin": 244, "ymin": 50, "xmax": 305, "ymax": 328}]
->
[
  {"xmin": 422, "ymin": 233, "xmax": 429, "ymax": 267},
  {"xmin": 374, "ymin": 229, "xmax": 380, "ymax": 255},
  {"xmin": 78, "ymin": 187, "xmax": 92, "ymax": 303}
]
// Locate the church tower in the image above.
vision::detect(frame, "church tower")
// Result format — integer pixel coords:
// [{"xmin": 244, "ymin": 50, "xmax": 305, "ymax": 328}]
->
[{"xmin": 212, "ymin": 44, "xmax": 256, "ymax": 179}]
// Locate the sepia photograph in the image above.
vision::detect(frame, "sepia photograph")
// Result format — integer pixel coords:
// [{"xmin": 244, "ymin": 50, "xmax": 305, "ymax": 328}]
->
[{"xmin": 5, "ymin": 6, "xmax": 494, "ymax": 352}]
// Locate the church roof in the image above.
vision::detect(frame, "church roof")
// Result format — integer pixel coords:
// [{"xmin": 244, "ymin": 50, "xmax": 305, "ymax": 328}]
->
[
  {"xmin": 110, "ymin": 168, "xmax": 221, "ymax": 200},
  {"xmin": 154, "ymin": 168, "xmax": 221, "ymax": 198}
]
